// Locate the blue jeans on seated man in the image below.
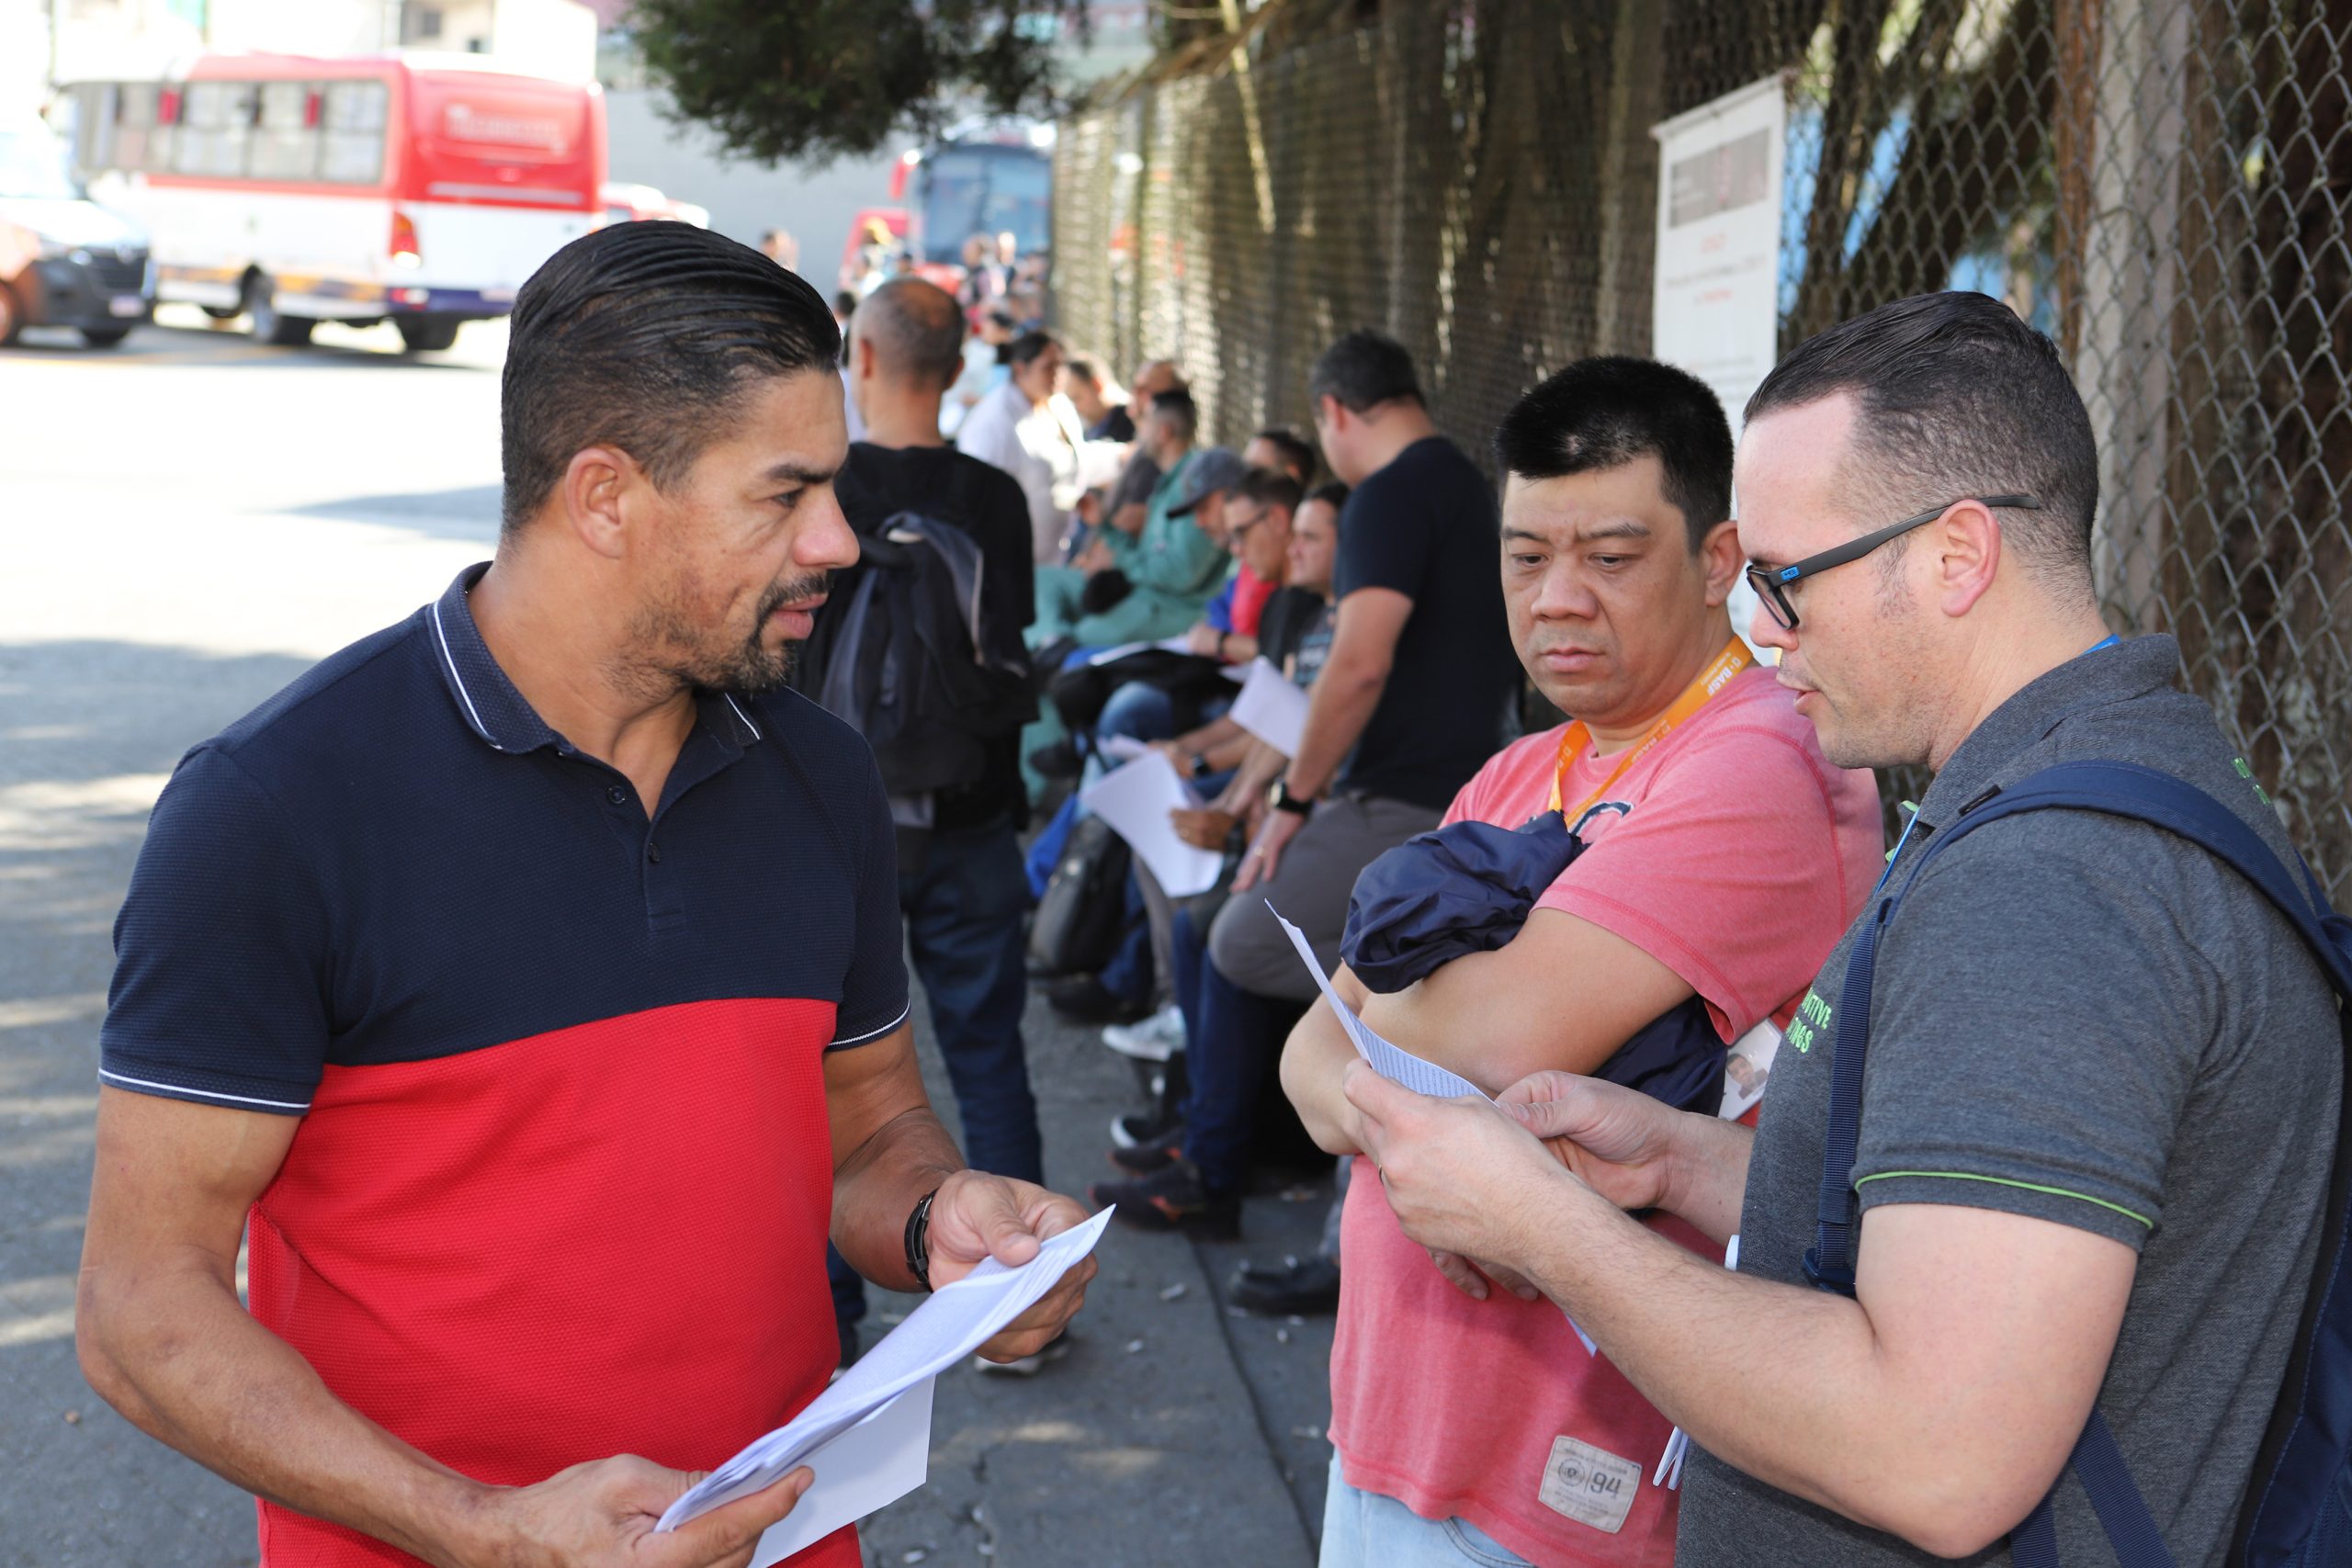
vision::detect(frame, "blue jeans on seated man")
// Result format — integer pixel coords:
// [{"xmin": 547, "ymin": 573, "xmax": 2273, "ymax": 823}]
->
[
  {"xmin": 1177, "ymin": 944, "xmax": 1306, "ymax": 1197},
  {"xmin": 830, "ymin": 818, "xmax": 1043, "ymax": 1338},
  {"xmin": 1319, "ymin": 1454, "xmax": 1533, "ymax": 1567}
]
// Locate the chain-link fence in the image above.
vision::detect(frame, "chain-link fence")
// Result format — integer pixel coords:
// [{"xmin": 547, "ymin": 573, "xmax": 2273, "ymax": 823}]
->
[{"xmin": 1051, "ymin": 0, "xmax": 2352, "ymax": 897}]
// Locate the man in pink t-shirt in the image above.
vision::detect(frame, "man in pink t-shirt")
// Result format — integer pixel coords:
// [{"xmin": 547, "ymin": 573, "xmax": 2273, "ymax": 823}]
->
[{"xmin": 1282, "ymin": 357, "xmax": 1883, "ymax": 1566}]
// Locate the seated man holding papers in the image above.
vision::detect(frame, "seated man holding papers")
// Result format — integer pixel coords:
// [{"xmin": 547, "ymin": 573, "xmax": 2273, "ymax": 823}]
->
[{"xmin": 1281, "ymin": 358, "xmax": 1883, "ymax": 1567}]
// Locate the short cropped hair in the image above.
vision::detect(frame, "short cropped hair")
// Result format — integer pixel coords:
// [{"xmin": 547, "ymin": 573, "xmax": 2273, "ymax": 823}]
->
[
  {"xmin": 856, "ymin": 276, "xmax": 965, "ymax": 390},
  {"xmin": 1494, "ymin": 356, "xmax": 1733, "ymax": 550},
  {"xmin": 1150, "ymin": 388, "xmax": 1199, "ymax": 442},
  {"xmin": 1745, "ymin": 291, "xmax": 2098, "ymax": 586},
  {"xmin": 1063, "ymin": 355, "xmax": 1102, "ymax": 386},
  {"xmin": 1236, "ymin": 466, "xmax": 1306, "ymax": 517},
  {"xmin": 1305, "ymin": 480, "xmax": 1351, "ymax": 515},
  {"xmin": 502, "ymin": 222, "xmax": 840, "ymax": 536},
  {"xmin": 1307, "ymin": 330, "xmax": 1423, "ymax": 414},
  {"xmin": 1250, "ymin": 426, "xmax": 1318, "ymax": 484}
]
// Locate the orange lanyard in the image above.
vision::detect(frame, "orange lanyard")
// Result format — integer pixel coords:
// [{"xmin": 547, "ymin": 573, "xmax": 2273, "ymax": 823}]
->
[{"xmin": 1548, "ymin": 638, "xmax": 1753, "ymax": 819}]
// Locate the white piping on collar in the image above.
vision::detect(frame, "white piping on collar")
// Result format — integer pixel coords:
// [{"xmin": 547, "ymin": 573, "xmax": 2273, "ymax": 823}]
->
[
  {"xmin": 430, "ymin": 597, "xmax": 501, "ymax": 750},
  {"xmin": 724, "ymin": 694, "xmax": 763, "ymax": 741}
]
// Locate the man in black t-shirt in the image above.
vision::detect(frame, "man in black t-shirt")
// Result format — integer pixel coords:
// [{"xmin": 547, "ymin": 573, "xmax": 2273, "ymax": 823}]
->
[
  {"xmin": 1092, "ymin": 333, "xmax": 1520, "ymax": 1236},
  {"xmin": 797, "ymin": 277, "xmax": 1056, "ymax": 1371}
]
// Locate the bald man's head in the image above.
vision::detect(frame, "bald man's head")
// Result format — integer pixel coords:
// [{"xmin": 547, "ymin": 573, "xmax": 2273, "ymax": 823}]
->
[{"xmin": 854, "ymin": 277, "xmax": 966, "ymax": 392}]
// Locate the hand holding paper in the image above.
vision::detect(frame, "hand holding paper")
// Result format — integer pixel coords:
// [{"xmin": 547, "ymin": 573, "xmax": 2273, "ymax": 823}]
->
[{"xmin": 657, "ymin": 1208, "xmax": 1114, "ymax": 1566}]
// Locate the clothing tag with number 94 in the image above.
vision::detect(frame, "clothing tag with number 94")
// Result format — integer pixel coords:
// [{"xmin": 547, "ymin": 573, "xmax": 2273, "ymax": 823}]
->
[{"xmin": 1538, "ymin": 1435, "xmax": 1642, "ymax": 1533}]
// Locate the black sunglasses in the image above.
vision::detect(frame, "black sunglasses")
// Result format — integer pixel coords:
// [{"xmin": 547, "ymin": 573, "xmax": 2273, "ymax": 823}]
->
[{"xmin": 1744, "ymin": 493, "xmax": 2041, "ymax": 630}]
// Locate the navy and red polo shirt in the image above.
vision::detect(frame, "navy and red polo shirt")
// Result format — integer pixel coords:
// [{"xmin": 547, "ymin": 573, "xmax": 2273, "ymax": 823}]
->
[{"xmin": 100, "ymin": 563, "xmax": 909, "ymax": 1568}]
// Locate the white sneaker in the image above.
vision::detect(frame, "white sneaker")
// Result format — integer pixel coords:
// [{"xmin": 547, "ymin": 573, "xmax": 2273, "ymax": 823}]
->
[
  {"xmin": 1101, "ymin": 1004, "xmax": 1184, "ymax": 1064},
  {"xmin": 974, "ymin": 1334, "xmax": 1073, "ymax": 1376}
]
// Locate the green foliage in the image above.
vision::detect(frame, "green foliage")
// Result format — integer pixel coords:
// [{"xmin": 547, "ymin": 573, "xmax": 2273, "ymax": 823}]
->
[{"xmin": 628, "ymin": 0, "xmax": 1087, "ymax": 166}]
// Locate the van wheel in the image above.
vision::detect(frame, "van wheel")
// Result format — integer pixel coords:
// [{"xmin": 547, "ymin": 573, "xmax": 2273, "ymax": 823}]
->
[
  {"xmin": 247, "ymin": 278, "xmax": 314, "ymax": 346},
  {"xmin": 397, "ymin": 318, "xmax": 460, "ymax": 353},
  {"xmin": 81, "ymin": 326, "xmax": 133, "ymax": 347},
  {"xmin": 0, "ymin": 284, "xmax": 21, "ymax": 345}
]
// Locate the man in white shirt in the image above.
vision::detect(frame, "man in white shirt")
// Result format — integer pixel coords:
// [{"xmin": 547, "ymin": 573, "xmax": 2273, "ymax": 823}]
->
[{"xmin": 958, "ymin": 330, "xmax": 1084, "ymax": 564}]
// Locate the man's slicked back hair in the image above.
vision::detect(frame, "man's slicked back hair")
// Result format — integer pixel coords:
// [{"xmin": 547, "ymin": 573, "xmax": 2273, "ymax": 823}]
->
[
  {"xmin": 1307, "ymin": 329, "xmax": 1423, "ymax": 413},
  {"xmin": 1494, "ymin": 356, "xmax": 1733, "ymax": 549},
  {"xmin": 857, "ymin": 276, "xmax": 965, "ymax": 392},
  {"xmin": 1744, "ymin": 290, "xmax": 2099, "ymax": 587},
  {"xmin": 501, "ymin": 221, "xmax": 842, "ymax": 536}
]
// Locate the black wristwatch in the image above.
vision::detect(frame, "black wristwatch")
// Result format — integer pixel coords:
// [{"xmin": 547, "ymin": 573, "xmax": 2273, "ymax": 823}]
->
[
  {"xmin": 1188, "ymin": 750, "xmax": 1214, "ymax": 780},
  {"xmin": 1272, "ymin": 779, "xmax": 1314, "ymax": 817},
  {"xmin": 904, "ymin": 1186, "xmax": 941, "ymax": 1292}
]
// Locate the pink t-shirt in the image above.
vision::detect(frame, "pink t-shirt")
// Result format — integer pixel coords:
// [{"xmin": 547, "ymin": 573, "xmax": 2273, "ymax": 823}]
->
[{"xmin": 1328, "ymin": 664, "xmax": 1883, "ymax": 1566}]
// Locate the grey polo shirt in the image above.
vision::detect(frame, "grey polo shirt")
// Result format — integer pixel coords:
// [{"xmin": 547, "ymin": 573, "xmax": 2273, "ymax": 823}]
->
[{"xmin": 1677, "ymin": 634, "xmax": 2339, "ymax": 1568}]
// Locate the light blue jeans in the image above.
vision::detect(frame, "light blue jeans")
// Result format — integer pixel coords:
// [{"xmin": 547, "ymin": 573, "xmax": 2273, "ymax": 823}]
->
[{"xmin": 1318, "ymin": 1454, "xmax": 1533, "ymax": 1567}]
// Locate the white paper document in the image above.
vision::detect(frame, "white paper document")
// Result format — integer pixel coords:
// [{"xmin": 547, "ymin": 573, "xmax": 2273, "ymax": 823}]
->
[
  {"xmin": 1084, "ymin": 637, "xmax": 1194, "ymax": 666},
  {"xmin": 659, "ymin": 1208, "xmax": 1114, "ymax": 1556},
  {"xmin": 1228, "ymin": 658, "xmax": 1310, "ymax": 757},
  {"xmin": 1097, "ymin": 733, "xmax": 1153, "ymax": 763},
  {"xmin": 1082, "ymin": 753, "xmax": 1225, "ymax": 897},
  {"xmin": 1268, "ymin": 903, "xmax": 1487, "ymax": 1100}
]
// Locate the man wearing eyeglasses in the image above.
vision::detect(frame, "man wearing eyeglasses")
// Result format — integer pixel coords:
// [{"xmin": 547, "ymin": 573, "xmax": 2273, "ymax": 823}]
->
[
  {"xmin": 1346, "ymin": 291, "xmax": 2340, "ymax": 1565},
  {"xmin": 1279, "ymin": 355, "xmax": 1883, "ymax": 1566}
]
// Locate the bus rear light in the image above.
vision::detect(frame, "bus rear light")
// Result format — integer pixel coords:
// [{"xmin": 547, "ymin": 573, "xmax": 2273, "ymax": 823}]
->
[
  {"xmin": 395, "ymin": 287, "xmax": 430, "ymax": 306},
  {"xmin": 157, "ymin": 88, "xmax": 181, "ymax": 125},
  {"xmin": 390, "ymin": 210, "xmax": 422, "ymax": 268}
]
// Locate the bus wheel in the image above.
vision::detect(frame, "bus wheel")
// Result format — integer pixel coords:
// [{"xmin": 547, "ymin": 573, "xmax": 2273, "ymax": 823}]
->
[
  {"xmin": 201, "ymin": 305, "xmax": 241, "ymax": 321},
  {"xmin": 397, "ymin": 318, "xmax": 460, "ymax": 354},
  {"xmin": 0, "ymin": 284, "xmax": 21, "ymax": 345},
  {"xmin": 247, "ymin": 279, "xmax": 314, "ymax": 346},
  {"xmin": 81, "ymin": 326, "xmax": 133, "ymax": 348}
]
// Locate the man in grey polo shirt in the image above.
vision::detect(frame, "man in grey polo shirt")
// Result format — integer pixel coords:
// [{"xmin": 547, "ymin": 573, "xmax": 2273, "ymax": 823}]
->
[{"xmin": 1339, "ymin": 292, "xmax": 2339, "ymax": 1565}]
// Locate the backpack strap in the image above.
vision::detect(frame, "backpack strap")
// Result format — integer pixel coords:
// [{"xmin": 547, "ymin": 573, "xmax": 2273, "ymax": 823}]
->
[{"xmin": 1804, "ymin": 758, "xmax": 2351, "ymax": 1567}]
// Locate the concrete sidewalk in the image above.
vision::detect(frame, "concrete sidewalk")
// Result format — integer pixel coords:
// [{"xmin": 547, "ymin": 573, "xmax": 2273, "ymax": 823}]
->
[{"xmin": 849, "ymin": 985, "xmax": 1338, "ymax": 1568}]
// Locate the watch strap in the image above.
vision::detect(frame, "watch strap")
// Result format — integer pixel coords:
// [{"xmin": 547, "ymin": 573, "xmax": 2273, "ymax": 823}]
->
[{"xmin": 904, "ymin": 1186, "xmax": 942, "ymax": 1292}]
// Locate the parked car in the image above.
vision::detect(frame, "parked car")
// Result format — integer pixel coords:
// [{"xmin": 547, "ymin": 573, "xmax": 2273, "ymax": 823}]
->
[{"xmin": 0, "ymin": 120, "xmax": 153, "ymax": 347}]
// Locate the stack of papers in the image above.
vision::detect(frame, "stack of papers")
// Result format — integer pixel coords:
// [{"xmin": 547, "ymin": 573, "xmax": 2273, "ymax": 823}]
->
[
  {"xmin": 1228, "ymin": 659, "xmax": 1311, "ymax": 757},
  {"xmin": 1081, "ymin": 753, "xmax": 1224, "ymax": 897},
  {"xmin": 658, "ymin": 1208, "xmax": 1114, "ymax": 1564}
]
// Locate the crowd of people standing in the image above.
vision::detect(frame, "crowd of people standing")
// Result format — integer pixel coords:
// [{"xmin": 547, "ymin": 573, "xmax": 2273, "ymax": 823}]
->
[{"xmin": 72, "ymin": 211, "xmax": 2351, "ymax": 1568}]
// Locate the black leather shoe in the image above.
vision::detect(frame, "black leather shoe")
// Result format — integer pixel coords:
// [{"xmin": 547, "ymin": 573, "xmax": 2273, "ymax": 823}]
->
[{"xmin": 1228, "ymin": 1255, "xmax": 1340, "ymax": 1316}]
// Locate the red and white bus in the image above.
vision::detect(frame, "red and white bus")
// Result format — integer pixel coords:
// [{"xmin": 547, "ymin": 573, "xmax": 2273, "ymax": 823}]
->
[{"xmin": 65, "ymin": 54, "xmax": 605, "ymax": 352}]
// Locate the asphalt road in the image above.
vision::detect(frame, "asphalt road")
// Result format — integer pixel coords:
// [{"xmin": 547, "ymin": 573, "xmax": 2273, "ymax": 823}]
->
[{"xmin": 0, "ymin": 309, "xmax": 1334, "ymax": 1568}]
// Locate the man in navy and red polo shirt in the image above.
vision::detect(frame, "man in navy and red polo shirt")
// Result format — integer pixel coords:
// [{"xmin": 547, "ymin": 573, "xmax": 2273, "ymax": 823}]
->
[{"xmin": 75, "ymin": 222, "xmax": 1093, "ymax": 1568}]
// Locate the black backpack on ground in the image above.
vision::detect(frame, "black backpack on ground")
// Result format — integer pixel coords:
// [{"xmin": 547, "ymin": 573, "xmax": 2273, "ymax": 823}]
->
[
  {"xmin": 1027, "ymin": 813, "xmax": 1132, "ymax": 978},
  {"xmin": 802, "ymin": 511, "xmax": 1034, "ymax": 799}
]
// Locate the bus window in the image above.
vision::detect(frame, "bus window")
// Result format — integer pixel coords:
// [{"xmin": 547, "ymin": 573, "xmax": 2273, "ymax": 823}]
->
[
  {"xmin": 248, "ymin": 81, "xmax": 319, "ymax": 180},
  {"xmin": 917, "ymin": 147, "xmax": 1050, "ymax": 265},
  {"xmin": 176, "ymin": 80, "xmax": 256, "ymax": 178},
  {"xmin": 320, "ymin": 80, "xmax": 389, "ymax": 186}
]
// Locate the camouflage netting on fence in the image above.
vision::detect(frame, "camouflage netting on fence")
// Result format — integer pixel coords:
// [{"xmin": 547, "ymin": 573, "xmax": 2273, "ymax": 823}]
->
[{"xmin": 1052, "ymin": 0, "xmax": 2352, "ymax": 896}]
